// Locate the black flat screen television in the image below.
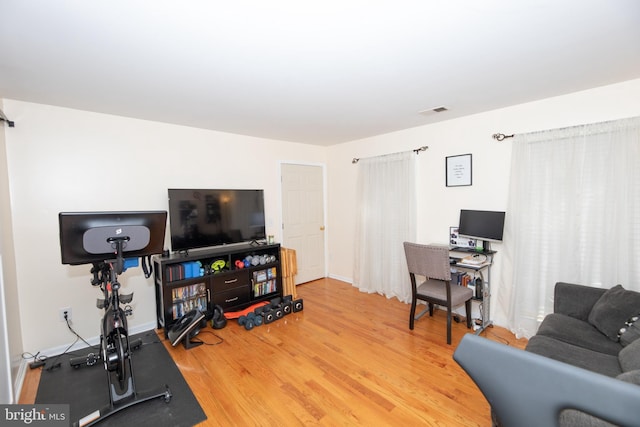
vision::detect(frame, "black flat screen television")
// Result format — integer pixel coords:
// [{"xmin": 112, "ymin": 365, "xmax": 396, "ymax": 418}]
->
[
  {"xmin": 168, "ymin": 189, "xmax": 266, "ymax": 252},
  {"xmin": 59, "ymin": 211, "xmax": 167, "ymax": 265},
  {"xmin": 458, "ymin": 209, "xmax": 506, "ymax": 248}
]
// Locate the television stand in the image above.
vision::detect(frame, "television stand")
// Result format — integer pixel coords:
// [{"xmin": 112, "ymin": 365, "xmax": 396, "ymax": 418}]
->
[{"xmin": 153, "ymin": 242, "xmax": 283, "ymax": 337}]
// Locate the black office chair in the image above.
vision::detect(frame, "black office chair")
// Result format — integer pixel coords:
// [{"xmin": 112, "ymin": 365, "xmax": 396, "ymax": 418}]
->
[{"xmin": 403, "ymin": 242, "xmax": 473, "ymax": 344}]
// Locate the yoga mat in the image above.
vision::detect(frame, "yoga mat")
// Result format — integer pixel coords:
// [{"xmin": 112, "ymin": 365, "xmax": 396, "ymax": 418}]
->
[{"xmin": 35, "ymin": 330, "xmax": 206, "ymax": 427}]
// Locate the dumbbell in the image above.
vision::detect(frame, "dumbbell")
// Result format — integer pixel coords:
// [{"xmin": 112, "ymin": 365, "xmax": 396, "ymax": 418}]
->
[
  {"xmin": 255, "ymin": 303, "xmax": 276, "ymax": 325},
  {"xmin": 258, "ymin": 303, "xmax": 278, "ymax": 325},
  {"xmin": 269, "ymin": 297, "xmax": 285, "ymax": 320},
  {"xmin": 238, "ymin": 312, "xmax": 256, "ymax": 330},
  {"xmin": 238, "ymin": 311, "xmax": 263, "ymax": 330},
  {"xmin": 254, "ymin": 305, "xmax": 267, "ymax": 321},
  {"xmin": 282, "ymin": 295, "xmax": 293, "ymax": 315},
  {"xmin": 252, "ymin": 311, "xmax": 263, "ymax": 327}
]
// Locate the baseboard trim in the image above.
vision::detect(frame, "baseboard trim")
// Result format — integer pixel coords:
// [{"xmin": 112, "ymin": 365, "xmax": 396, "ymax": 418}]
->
[
  {"xmin": 328, "ymin": 273, "xmax": 352, "ymax": 284},
  {"xmin": 40, "ymin": 321, "xmax": 158, "ymax": 357},
  {"xmin": 13, "ymin": 359, "xmax": 27, "ymax": 403}
]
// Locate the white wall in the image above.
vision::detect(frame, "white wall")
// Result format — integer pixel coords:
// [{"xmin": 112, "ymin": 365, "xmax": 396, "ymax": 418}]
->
[
  {"xmin": 2, "ymin": 100, "xmax": 326, "ymax": 353},
  {"xmin": 3, "ymin": 78, "xmax": 640, "ymax": 355},
  {"xmin": 326, "ymin": 78, "xmax": 640, "ymax": 326}
]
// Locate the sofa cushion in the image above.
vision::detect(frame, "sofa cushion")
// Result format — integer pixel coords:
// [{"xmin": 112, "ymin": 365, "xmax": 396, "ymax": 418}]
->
[
  {"xmin": 588, "ymin": 285, "xmax": 640, "ymax": 342},
  {"xmin": 619, "ymin": 315, "xmax": 640, "ymax": 347},
  {"xmin": 526, "ymin": 335, "xmax": 622, "ymax": 377},
  {"xmin": 536, "ymin": 313, "xmax": 622, "ymax": 356},
  {"xmin": 619, "ymin": 337, "xmax": 640, "ymax": 372},
  {"xmin": 617, "ymin": 369, "xmax": 640, "ymax": 386},
  {"xmin": 558, "ymin": 372, "xmax": 640, "ymax": 427},
  {"xmin": 554, "ymin": 282, "xmax": 607, "ymax": 321},
  {"xmin": 559, "ymin": 410, "xmax": 617, "ymax": 427}
]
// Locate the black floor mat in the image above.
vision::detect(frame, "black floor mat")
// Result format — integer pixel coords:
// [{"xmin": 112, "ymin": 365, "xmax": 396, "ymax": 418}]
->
[{"xmin": 35, "ymin": 330, "xmax": 207, "ymax": 427}]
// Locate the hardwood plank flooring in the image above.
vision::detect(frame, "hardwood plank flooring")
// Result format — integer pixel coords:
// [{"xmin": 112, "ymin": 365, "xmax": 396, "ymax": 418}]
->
[{"xmin": 19, "ymin": 278, "xmax": 527, "ymax": 426}]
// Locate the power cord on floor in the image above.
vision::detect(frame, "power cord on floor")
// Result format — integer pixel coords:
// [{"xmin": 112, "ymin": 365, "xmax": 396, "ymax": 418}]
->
[
  {"xmin": 184, "ymin": 330, "xmax": 224, "ymax": 346},
  {"xmin": 40, "ymin": 313, "xmax": 98, "ymax": 371},
  {"xmin": 64, "ymin": 312, "xmax": 95, "ymax": 350},
  {"xmin": 22, "ymin": 351, "xmax": 49, "ymax": 369}
]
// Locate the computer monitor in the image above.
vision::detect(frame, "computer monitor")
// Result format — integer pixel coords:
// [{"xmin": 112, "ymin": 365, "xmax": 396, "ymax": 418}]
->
[{"xmin": 458, "ymin": 209, "xmax": 506, "ymax": 251}]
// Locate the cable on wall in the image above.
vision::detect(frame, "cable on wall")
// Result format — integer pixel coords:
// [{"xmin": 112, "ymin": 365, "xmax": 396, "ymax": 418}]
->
[{"xmin": 352, "ymin": 145, "xmax": 428, "ymax": 164}]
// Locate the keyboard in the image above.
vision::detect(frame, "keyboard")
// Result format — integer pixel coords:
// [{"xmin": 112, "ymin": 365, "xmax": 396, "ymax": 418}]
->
[{"xmin": 459, "ymin": 255, "xmax": 486, "ymax": 265}]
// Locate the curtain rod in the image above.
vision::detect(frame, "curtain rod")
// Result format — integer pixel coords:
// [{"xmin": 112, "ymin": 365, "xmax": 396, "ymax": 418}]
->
[
  {"xmin": 352, "ymin": 145, "xmax": 428, "ymax": 164},
  {"xmin": 0, "ymin": 109, "xmax": 15, "ymax": 127},
  {"xmin": 492, "ymin": 116, "xmax": 640, "ymax": 142},
  {"xmin": 492, "ymin": 133, "xmax": 514, "ymax": 141}
]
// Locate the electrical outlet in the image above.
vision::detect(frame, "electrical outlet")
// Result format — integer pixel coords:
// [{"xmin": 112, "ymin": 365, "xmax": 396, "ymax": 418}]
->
[{"xmin": 59, "ymin": 307, "xmax": 72, "ymax": 322}]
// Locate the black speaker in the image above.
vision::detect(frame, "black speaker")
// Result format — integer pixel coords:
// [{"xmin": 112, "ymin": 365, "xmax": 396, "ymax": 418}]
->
[
  {"xmin": 475, "ymin": 278, "xmax": 483, "ymax": 299},
  {"xmin": 292, "ymin": 298, "xmax": 304, "ymax": 312},
  {"xmin": 211, "ymin": 305, "xmax": 227, "ymax": 329}
]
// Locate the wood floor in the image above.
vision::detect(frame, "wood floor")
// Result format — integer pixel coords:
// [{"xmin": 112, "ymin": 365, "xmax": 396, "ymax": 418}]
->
[{"xmin": 20, "ymin": 278, "xmax": 527, "ymax": 426}]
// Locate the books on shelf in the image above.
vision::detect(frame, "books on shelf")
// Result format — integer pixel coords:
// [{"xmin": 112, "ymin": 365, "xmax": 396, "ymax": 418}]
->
[
  {"xmin": 171, "ymin": 282, "xmax": 207, "ymax": 320},
  {"xmin": 451, "ymin": 271, "xmax": 483, "ymax": 299}
]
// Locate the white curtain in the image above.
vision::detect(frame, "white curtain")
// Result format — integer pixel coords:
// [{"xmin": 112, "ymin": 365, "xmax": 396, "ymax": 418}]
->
[
  {"xmin": 353, "ymin": 151, "xmax": 416, "ymax": 303},
  {"xmin": 498, "ymin": 116, "xmax": 640, "ymax": 338}
]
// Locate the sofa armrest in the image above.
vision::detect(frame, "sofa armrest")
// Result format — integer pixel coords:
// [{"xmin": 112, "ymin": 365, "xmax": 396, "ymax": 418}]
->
[
  {"xmin": 553, "ymin": 282, "xmax": 606, "ymax": 321},
  {"xmin": 453, "ymin": 334, "xmax": 640, "ymax": 427}
]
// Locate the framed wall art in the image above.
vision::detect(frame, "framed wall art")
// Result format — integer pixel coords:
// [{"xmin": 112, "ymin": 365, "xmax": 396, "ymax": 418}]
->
[{"xmin": 446, "ymin": 154, "xmax": 472, "ymax": 187}]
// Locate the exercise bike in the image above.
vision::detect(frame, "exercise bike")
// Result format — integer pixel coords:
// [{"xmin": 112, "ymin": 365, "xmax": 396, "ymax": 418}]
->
[{"xmin": 75, "ymin": 237, "xmax": 171, "ymax": 427}]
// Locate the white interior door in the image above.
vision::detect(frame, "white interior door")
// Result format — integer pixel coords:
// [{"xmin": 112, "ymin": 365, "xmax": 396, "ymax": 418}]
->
[{"xmin": 281, "ymin": 164, "xmax": 325, "ymax": 284}]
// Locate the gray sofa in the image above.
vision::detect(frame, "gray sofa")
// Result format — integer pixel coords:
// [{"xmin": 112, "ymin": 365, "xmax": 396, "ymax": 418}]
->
[
  {"xmin": 453, "ymin": 282, "xmax": 640, "ymax": 427},
  {"xmin": 525, "ymin": 282, "xmax": 640, "ymax": 380}
]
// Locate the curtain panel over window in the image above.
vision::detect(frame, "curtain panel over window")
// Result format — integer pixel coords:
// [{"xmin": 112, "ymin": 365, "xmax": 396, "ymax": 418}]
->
[
  {"xmin": 498, "ymin": 116, "xmax": 640, "ymax": 338},
  {"xmin": 353, "ymin": 151, "xmax": 416, "ymax": 303}
]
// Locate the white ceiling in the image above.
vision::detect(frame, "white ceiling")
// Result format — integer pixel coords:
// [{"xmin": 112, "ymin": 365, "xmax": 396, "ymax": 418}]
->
[{"xmin": 1, "ymin": 1, "xmax": 639, "ymax": 146}]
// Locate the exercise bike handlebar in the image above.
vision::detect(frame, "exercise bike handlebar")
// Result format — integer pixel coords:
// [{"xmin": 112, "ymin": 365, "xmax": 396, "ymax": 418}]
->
[{"xmin": 106, "ymin": 236, "xmax": 130, "ymax": 275}]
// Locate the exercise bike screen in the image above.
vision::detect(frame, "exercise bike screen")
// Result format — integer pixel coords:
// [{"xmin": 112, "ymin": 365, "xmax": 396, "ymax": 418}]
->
[{"xmin": 59, "ymin": 211, "xmax": 167, "ymax": 265}]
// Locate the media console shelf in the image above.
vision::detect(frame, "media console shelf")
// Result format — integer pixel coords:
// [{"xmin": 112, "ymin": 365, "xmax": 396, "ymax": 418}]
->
[{"xmin": 153, "ymin": 243, "xmax": 282, "ymax": 337}]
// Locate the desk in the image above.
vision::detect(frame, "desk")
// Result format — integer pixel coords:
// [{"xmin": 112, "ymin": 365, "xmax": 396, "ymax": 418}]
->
[{"xmin": 449, "ymin": 247, "xmax": 495, "ymax": 335}]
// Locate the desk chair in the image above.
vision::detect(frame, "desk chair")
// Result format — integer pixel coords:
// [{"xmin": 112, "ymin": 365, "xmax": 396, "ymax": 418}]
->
[{"xmin": 403, "ymin": 242, "xmax": 473, "ymax": 344}]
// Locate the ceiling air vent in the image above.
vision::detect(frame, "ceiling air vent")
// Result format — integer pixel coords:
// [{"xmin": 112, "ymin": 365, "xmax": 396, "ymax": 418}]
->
[{"xmin": 419, "ymin": 106, "xmax": 448, "ymax": 116}]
